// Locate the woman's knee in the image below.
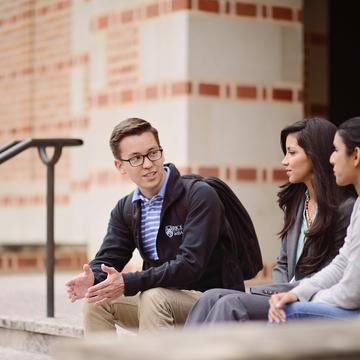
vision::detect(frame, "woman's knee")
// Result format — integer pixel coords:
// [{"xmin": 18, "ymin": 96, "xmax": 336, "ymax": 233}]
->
[
  {"xmin": 210, "ymin": 294, "xmax": 249, "ymax": 321},
  {"xmin": 197, "ymin": 288, "xmax": 235, "ymax": 305},
  {"xmin": 215, "ymin": 294, "xmax": 241, "ymax": 310}
]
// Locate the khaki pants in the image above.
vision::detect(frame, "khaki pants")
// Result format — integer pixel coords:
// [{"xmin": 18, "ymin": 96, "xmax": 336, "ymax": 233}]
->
[{"xmin": 83, "ymin": 287, "xmax": 202, "ymax": 335}]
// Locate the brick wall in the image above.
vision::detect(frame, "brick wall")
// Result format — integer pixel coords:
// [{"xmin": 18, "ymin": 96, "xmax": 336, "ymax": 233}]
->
[{"xmin": 0, "ymin": 0, "xmax": 304, "ymax": 278}]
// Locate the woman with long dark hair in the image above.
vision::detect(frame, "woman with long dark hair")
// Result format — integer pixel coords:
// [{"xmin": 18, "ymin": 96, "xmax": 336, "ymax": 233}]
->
[
  {"xmin": 269, "ymin": 117, "xmax": 360, "ymax": 322},
  {"xmin": 185, "ymin": 118, "xmax": 355, "ymax": 325}
]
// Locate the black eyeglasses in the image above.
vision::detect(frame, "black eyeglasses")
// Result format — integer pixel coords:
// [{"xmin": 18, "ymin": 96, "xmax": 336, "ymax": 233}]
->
[{"xmin": 120, "ymin": 148, "xmax": 163, "ymax": 167}]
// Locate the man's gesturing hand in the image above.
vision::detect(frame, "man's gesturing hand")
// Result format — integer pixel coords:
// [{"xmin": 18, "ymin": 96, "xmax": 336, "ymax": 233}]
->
[
  {"xmin": 85, "ymin": 264, "xmax": 125, "ymax": 306},
  {"xmin": 65, "ymin": 264, "xmax": 94, "ymax": 303}
]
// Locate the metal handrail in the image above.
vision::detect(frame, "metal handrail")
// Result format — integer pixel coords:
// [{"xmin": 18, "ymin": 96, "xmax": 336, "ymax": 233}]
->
[
  {"xmin": 0, "ymin": 138, "xmax": 83, "ymax": 164},
  {"xmin": 0, "ymin": 138, "xmax": 83, "ymax": 317}
]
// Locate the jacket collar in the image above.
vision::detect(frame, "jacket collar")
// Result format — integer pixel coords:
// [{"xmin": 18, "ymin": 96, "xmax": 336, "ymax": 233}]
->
[{"xmin": 162, "ymin": 163, "xmax": 185, "ymax": 208}]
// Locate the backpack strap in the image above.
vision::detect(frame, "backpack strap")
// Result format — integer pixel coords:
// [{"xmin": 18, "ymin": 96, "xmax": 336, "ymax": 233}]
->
[
  {"xmin": 179, "ymin": 174, "xmax": 204, "ymax": 217},
  {"xmin": 122, "ymin": 193, "xmax": 134, "ymax": 229}
]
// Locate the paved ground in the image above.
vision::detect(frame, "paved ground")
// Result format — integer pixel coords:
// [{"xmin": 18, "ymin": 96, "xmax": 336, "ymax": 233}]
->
[{"xmin": 0, "ymin": 271, "xmax": 83, "ymax": 323}]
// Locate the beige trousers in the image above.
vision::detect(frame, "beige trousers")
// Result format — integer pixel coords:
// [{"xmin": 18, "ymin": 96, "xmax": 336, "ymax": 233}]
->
[{"xmin": 83, "ymin": 287, "xmax": 202, "ymax": 335}]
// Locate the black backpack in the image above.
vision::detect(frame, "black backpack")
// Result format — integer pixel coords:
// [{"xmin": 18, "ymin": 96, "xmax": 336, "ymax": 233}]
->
[{"xmin": 181, "ymin": 174, "xmax": 263, "ymax": 280}]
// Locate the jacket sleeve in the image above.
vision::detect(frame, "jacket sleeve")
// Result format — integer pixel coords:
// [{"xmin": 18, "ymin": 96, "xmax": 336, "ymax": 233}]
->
[
  {"xmin": 272, "ymin": 236, "xmax": 290, "ymax": 283},
  {"xmin": 122, "ymin": 182, "xmax": 223, "ymax": 296},
  {"xmin": 291, "ymin": 244, "xmax": 348, "ymax": 302},
  {"xmin": 292, "ymin": 198, "xmax": 359, "ymax": 307},
  {"xmin": 89, "ymin": 198, "xmax": 136, "ymax": 284},
  {"xmin": 272, "ymin": 203, "xmax": 303, "ymax": 284}
]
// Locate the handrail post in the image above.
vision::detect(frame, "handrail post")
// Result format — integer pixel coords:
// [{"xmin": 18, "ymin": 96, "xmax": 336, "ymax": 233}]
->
[
  {"xmin": 39, "ymin": 146, "xmax": 62, "ymax": 318},
  {"xmin": 46, "ymin": 161, "xmax": 55, "ymax": 317}
]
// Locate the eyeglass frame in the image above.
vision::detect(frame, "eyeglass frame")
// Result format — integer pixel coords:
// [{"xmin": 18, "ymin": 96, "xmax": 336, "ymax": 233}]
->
[{"xmin": 119, "ymin": 147, "xmax": 163, "ymax": 167}]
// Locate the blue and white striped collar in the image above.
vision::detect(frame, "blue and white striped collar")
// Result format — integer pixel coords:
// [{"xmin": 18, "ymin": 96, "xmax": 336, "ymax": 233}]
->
[{"xmin": 132, "ymin": 166, "xmax": 170, "ymax": 203}]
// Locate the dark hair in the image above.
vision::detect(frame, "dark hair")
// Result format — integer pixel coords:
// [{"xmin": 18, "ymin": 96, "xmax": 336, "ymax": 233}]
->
[
  {"xmin": 338, "ymin": 117, "xmax": 360, "ymax": 155},
  {"xmin": 109, "ymin": 118, "xmax": 160, "ymax": 159},
  {"xmin": 278, "ymin": 117, "xmax": 352, "ymax": 278}
]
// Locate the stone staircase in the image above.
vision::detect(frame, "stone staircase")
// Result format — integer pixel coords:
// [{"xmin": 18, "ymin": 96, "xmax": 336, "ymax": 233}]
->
[{"xmin": 4, "ymin": 271, "xmax": 360, "ymax": 359}]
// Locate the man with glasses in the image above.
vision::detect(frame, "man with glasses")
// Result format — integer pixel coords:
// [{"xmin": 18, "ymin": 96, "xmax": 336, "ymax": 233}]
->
[{"xmin": 66, "ymin": 117, "xmax": 235, "ymax": 334}]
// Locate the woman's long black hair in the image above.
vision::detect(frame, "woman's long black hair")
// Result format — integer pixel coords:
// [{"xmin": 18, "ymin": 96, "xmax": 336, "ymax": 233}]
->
[
  {"xmin": 278, "ymin": 117, "xmax": 355, "ymax": 278},
  {"xmin": 338, "ymin": 117, "xmax": 360, "ymax": 154}
]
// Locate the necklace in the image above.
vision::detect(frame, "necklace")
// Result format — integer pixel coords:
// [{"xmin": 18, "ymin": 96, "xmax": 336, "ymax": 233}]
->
[
  {"xmin": 304, "ymin": 192, "xmax": 317, "ymax": 228},
  {"xmin": 305, "ymin": 196, "xmax": 312, "ymax": 228}
]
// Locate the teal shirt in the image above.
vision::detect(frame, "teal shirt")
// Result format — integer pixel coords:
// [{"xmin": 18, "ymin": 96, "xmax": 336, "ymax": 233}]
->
[{"xmin": 291, "ymin": 191, "xmax": 317, "ymax": 282}]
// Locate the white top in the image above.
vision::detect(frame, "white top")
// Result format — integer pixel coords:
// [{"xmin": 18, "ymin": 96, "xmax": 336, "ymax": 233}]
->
[{"xmin": 292, "ymin": 197, "xmax": 360, "ymax": 309}]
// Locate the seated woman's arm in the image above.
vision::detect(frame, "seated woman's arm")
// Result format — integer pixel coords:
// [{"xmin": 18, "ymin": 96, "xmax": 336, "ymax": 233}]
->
[{"xmin": 292, "ymin": 201, "xmax": 360, "ymax": 308}]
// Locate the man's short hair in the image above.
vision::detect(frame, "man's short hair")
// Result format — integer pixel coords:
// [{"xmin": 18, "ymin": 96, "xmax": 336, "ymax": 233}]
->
[{"xmin": 110, "ymin": 118, "xmax": 160, "ymax": 159}]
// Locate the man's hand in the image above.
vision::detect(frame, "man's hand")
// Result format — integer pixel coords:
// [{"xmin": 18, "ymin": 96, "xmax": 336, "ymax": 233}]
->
[
  {"xmin": 85, "ymin": 264, "xmax": 125, "ymax": 306},
  {"xmin": 65, "ymin": 264, "xmax": 94, "ymax": 303},
  {"xmin": 268, "ymin": 292, "xmax": 298, "ymax": 323}
]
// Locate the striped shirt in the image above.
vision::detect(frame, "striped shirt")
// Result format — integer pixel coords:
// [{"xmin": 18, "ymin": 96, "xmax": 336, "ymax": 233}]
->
[{"xmin": 132, "ymin": 167, "xmax": 170, "ymax": 260}]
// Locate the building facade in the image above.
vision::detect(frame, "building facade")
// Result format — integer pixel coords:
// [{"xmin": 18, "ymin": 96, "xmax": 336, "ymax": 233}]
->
[{"xmin": 0, "ymin": 0, "xmax": 307, "ymax": 278}]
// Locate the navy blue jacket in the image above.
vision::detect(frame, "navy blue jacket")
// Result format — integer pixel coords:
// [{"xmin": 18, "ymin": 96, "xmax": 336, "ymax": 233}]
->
[{"xmin": 90, "ymin": 163, "xmax": 244, "ymax": 296}]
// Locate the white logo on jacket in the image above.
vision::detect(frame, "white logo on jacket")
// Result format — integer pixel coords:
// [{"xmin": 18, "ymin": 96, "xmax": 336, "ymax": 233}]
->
[{"xmin": 165, "ymin": 225, "xmax": 183, "ymax": 238}]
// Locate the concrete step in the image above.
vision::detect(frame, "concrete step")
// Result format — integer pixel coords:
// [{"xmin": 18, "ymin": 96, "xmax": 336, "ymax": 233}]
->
[
  {"xmin": 0, "ymin": 315, "xmax": 83, "ymax": 356},
  {"xmin": 0, "ymin": 346, "xmax": 53, "ymax": 360},
  {"xmin": 55, "ymin": 318, "xmax": 360, "ymax": 360}
]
